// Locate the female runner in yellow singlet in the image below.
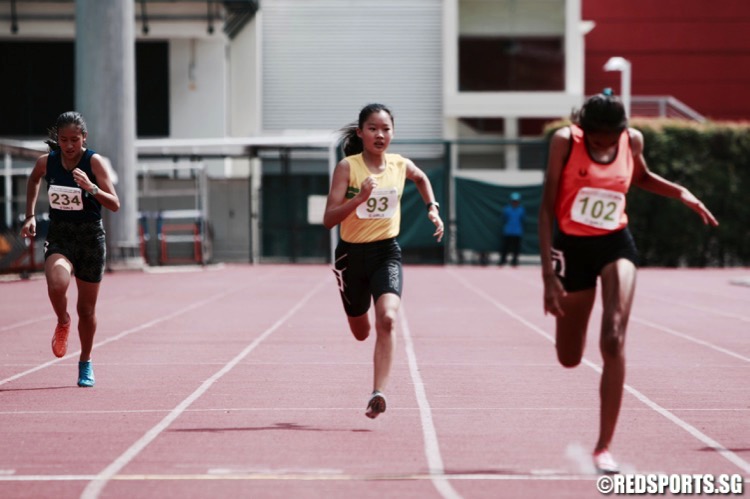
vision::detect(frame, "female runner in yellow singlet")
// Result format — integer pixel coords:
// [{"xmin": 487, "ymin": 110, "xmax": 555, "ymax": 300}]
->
[{"xmin": 324, "ymin": 103, "xmax": 443, "ymax": 418}]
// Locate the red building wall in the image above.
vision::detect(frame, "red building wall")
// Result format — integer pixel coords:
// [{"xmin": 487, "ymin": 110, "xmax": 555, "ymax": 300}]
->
[{"xmin": 583, "ymin": 0, "xmax": 750, "ymax": 121}]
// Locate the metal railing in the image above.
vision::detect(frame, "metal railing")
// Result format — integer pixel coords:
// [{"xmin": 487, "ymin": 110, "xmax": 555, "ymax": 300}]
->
[{"xmin": 632, "ymin": 96, "xmax": 706, "ymax": 123}]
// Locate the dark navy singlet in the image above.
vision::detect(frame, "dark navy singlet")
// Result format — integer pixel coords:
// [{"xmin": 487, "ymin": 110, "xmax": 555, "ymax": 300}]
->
[{"xmin": 45, "ymin": 149, "xmax": 102, "ymax": 222}]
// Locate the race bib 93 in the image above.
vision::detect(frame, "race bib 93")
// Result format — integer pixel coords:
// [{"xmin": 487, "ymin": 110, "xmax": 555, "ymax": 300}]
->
[{"xmin": 356, "ymin": 187, "xmax": 399, "ymax": 219}]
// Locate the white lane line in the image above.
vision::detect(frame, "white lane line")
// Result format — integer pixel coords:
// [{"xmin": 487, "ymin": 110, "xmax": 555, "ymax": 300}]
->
[
  {"xmin": 2, "ymin": 407, "xmax": 749, "ymax": 417},
  {"xmin": 639, "ymin": 291, "xmax": 750, "ymax": 323},
  {"xmin": 505, "ymin": 272, "xmax": 750, "ymax": 365},
  {"xmin": 0, "ymin": 269, "xmax": 283, "ymax": 387},
  {"xmin": 0, "ymin": 285, "xmax": 246, "ymax": 387},
  {"xmin": 0, "ymin": 475, "xmax": 96, "ymax": 481},
  {"xmin": 80, "ymin": 278, "xmax": 327, "ymax": 499},
  {"xmin": 2, "ymin": 472, "xmax": 748, "ymax": 483},
  {"xmin": 400, "ymin": 303, "xmax": 463, "ymax": 499},
  {"xmin": 0, "ymin": 472, "xmax": 598, "ymax": 482},
  {"xmin": 631, "ymin": 316, "xmax": 750, "ymax": 363},
  {"xmin": 0, "ymin": 294, "xmax": 134, "ymax": 333},
  {"xmin": 643, "ymin": 280, "xmax": 750, "ymax": 303},
  {"xmin": 0, "ymin": 315, "xmax": 55, "ymax": 333},
  {"xmin": 449, "ymin": 270, "xmax": 750, "ymax": 475}
]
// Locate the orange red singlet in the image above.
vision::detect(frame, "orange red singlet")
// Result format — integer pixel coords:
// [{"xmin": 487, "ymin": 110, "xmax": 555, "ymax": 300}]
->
[{"xmin": 555, "ymin": 125, "xmax": 634, "ymax": 236}]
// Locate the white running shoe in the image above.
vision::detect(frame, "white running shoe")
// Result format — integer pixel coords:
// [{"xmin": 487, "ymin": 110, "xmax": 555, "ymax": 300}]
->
[
  {"xmin": 593, "ymin": 450, "xmax": 620, "ymax": 474},
  {"xmin": 365, "ymin": 391, "xmax": 387, "ymax": 419}
]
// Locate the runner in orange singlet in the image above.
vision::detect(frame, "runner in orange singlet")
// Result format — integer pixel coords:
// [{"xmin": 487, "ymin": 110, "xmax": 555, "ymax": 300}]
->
[{"xmin": 538, "ymin": 91, "xmax": 718, "ymax": 473}]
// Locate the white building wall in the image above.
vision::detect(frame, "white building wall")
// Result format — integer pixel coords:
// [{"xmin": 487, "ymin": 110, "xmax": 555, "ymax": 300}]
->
[
  {"xmin": 459, "ymin": 0, "xmax": 565, "ymax": 36},
  {"xmin": 169, "ymin": 39, "xmax": 228, "ymax": 139},
  {"xmin": 261, "ymin": 0, "xmax": 443, "ymax": 148},
  {"xmin": 444, "ymin": 0, "xmax": 584, "ymax": 121},
  {"xmin": 229, "ymin": 18, "xmax": 261, "ymax": 139}
]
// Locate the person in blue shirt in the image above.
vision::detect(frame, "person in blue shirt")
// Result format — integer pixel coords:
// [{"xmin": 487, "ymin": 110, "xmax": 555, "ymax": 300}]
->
[{"xmin": 500, "ymin": 191, "xmax": 525, "ymax": 266}]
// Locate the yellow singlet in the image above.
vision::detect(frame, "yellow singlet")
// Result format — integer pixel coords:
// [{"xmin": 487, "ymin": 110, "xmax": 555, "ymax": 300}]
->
[{"xmin": 339, "ymin": 153, "xmax": 408, "ymax": 243}]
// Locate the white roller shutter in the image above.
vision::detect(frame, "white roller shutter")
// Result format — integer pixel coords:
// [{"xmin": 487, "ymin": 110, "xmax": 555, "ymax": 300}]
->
[{"xmin": 262, "ymin": 0, "xmax": 442, "ymax": 146}]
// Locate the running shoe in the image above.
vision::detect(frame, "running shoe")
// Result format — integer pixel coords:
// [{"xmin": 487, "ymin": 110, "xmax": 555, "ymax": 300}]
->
[
  {"xmin": 51, "ymin": 315, "xmax": 71, "ymax": 358},
  {"xmin": 593, "ymin": 449, "xmax": 619, "ymax": 474},
  {"xmin": 77, "ymin": 361, "xmax": 95, "ymax": 387},
  {"xmin": 365, "ymin": 390, "xmax": 387, "ymax": 419}
]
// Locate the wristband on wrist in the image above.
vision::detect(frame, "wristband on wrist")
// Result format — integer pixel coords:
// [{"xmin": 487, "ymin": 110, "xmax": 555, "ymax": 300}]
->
[
  {"xmin": 426, "ymin": 201, "xmax": 440, "ymax": 211},
  {"xmin": 25, "ymin": 214, "xmax": 35, "ymax": 221}
]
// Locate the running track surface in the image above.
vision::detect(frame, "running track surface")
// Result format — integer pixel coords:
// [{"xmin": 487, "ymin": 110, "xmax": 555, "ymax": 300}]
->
[{"xmin": 1, "ymin": 264, "xmax": 748, "ymax": 499}]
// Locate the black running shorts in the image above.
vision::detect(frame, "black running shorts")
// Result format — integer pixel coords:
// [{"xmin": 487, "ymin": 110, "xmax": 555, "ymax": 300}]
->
[
  {"xmin": 44, "ymin": 219, "xmax": 107, "ymax": 283},
  {"xmin": 332, "ymin": 237, "xmax": 403, "ymax": 317},
  {"xmin": 551, "ymin": 227, "xmax": 639, "ymax": 292}
]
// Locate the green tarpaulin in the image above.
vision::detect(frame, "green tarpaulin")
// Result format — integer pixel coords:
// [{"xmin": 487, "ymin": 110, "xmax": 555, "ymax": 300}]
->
[{"xmin": 399, "ymin": 171, "xmax": 542, "ymax": 255}]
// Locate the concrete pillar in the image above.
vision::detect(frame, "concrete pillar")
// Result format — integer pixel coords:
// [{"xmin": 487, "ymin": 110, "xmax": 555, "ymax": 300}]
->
[
  {"xmin": 504, "ymin": 117, "xmax": 519, "ymax": 171},
  {"xmin": 75, "ymin": 0, "xmax": 142, "ymax": 268},
  {"xmin": 4, "ymin": 153, "xmax": 11, "ymax": 228},
  {"xmin": 444, "ymin": 117, "xmax": 459, "ymax": 265}
]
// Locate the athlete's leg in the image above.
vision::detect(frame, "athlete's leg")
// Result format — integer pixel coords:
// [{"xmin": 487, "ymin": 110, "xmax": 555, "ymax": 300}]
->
[
  {"xmin": 45, "ymin": 254, "xmax": 73, "ymax": 324},
  {"xmin": 372, "ymin": 292, "xmax": 399, "ymax": 393},
  {"xmin": 334, "ymin": 243, "xmax": 371, "ymax": 341},
  {"xmin": 347, "ymin": 313, "xmax": 370, "ymax": 341},
  {"xmin": 75, "ymin": 278, "xmax": 101, "ymax": 362},
  {"xmin": 555, "ymin": 288, "xmax": 596, "ymax": 367},
  {"xmin": 595, "ymin": 258, "xmax": 637, "ymax": 453}
]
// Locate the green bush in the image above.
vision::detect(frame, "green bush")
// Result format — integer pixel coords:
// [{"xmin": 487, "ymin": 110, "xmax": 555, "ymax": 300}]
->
[{"xmin": 545, "ymin": 119, "xmax": 750, "ymax": 267}]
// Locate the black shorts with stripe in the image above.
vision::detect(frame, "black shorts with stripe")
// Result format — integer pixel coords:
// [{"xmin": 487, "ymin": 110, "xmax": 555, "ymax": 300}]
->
[
  {"xmin": 551, "ymin": 227, "xmax": 639, "ymax": 293},
  {"xmin": 332, "ymin": 237, "xmax": 403, "ymax": 317},
  {"xmin": 44, "ymin": 219, "xmax": 107, "ymax": 283}
]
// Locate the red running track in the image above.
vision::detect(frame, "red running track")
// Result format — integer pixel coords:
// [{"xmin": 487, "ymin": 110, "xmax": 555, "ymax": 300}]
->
[{"xmin": 0, "ymin": 264, "xmax": 748, "ymax": 498}]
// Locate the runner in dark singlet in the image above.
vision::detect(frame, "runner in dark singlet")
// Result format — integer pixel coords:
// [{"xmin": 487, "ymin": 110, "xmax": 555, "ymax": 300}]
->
[{"xmin": 21, "ymin": 112, "xmax": 120, "ymax": 387}]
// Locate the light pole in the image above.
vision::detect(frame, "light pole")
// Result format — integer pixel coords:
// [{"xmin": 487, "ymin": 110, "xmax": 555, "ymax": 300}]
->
[{"xmin": 603, "ymin": 56, "xmax": 631, "ymax": 118}]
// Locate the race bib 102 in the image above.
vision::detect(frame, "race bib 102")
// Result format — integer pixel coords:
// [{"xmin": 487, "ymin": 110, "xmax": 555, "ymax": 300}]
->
[
  {"xmin": 570, "ymin": 187, "xmax": 625, "ymax": 230},
  {"xmin": 48, "ymin": 185, "xmax": 84, "ymax": 211},
  {"xmin": 356, "ymin": 187, "xmax": 399, "ymax": 219}
]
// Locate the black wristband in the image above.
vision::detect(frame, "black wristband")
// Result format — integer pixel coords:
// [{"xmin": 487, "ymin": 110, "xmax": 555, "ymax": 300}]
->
[
  {"xmin": 25, "ymin": 214, "xmax": 35, "ymax": 221},
  {"xmin": 426, "ymin": 202, "xmax": 440, "ymax": 211}
]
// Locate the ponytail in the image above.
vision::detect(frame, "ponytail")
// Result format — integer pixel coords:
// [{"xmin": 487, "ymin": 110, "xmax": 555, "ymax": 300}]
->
[
  {"xmin": 339, "ymin": 122, "xmax": 363, "ymax": 156},
  {"xmin": 45, "ymin": 111, "xmax": 88, "ymax": 152}
]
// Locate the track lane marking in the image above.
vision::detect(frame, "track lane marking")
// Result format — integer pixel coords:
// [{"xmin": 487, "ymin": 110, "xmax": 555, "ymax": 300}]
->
[
  {"xmin": 450, "ymin": 269, "xmax": 750, "ymax": 475},
  {"xmin": 6, "ymin": 471, "xmax": 748, "ymax": 483},
  {"xmin": 400, "ymin": 303, "xmax": 463, "ymax": 499},
  {"xmin": 0, "ymin": 472, "xmax": 604, "ymax": 482},
  {"xmin": 0, "ymin": 269, "xmax": 283, "ymax": 387},
  {"xmin": 3, "ymin": 407, "xmax": 749, "ymax": 417},
  {"xmin": 504, "ymin": 271, "xmax": 750, "ymax": 364},
  {"xmin": 631, "ymin": 316, "xmax": 750, "ymax": 363},
  {"xmin": 639, "ymin": 291, "xmax": 750, "ymax": 323},
  {"xmin": 80, "ymin": 278, "xmax": 328, "ymax": 499}
]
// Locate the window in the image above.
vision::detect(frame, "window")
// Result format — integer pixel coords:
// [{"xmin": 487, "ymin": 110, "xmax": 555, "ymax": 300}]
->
[
  {"xmin": 459, "ymin": 36, "xmax": 564, "ymax": 92},
  {"xmin": 0, "ymin": 41, "xmax": 74, "ymax": 137},
  {"xmin": 0, "ymin": 41, "xmax": 169, "ymax": 137}
]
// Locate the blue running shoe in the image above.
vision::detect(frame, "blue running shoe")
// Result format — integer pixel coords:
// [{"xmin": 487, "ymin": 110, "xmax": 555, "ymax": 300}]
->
[{"xmin": 78, "ymin": 361, "xmax": 95, "ymax": 387}]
